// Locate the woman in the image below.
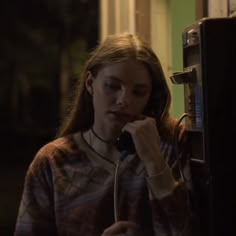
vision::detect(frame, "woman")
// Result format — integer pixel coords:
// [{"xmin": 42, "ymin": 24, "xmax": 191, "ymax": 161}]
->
[{"xmin": 15, "ymin": 33, "xmax": 192, "ymax": 236}]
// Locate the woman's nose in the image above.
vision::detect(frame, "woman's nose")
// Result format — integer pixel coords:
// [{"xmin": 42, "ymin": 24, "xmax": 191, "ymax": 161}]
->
[{"xmin": 116, "ymin": 89, "xmax": 132, "ymax": 107}]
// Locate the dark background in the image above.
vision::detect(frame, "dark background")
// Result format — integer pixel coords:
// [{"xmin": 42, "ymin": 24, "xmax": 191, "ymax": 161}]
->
[{"xmin": 0, "ymin": 0, "xmax": 99, "ymax": 235}]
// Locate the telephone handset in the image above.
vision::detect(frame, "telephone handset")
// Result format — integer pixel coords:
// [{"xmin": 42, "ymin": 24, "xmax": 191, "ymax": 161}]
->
[
  {"xmin": 114, "ymin": 115, "xmax": 150, "ymax": 155},
  {"xmin": 114, "ymin": 131, "xmax": 136, "ymax": 155}
]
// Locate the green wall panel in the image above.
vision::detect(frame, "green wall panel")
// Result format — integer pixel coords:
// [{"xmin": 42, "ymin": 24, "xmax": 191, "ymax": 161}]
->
[{"xmin": 170, "ymin": 0, "xmax": 196, "ymax": 118}]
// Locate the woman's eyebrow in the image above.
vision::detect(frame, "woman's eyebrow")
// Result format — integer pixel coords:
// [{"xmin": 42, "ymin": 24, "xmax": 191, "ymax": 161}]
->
[
  {"xmin": 105, "ymin": 75, "xmax": 121, "ymax": 81},
  {"xmin": 105, "ymin": 75, "xmax": 151, "ymax": 88},
  {"xmin": 134, "ymin": 83, "xmax": 151, "ymax": 89}
]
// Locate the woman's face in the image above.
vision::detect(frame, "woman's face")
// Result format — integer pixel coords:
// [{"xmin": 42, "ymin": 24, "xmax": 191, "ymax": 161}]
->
[{"xmin": 86, "ymin": 59, "xmax": 152, "ymax": 131}]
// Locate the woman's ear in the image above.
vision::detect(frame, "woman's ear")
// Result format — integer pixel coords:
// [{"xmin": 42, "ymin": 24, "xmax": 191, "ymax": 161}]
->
[{"xmin": 85, "ymin": 71, "xmax": 94, "ymax": 96}]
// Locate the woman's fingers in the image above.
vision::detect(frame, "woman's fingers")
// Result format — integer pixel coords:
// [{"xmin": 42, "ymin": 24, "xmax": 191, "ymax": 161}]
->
[{"xmin": 121, "ymin": 117, "xmax": 160, "ymax": 155}]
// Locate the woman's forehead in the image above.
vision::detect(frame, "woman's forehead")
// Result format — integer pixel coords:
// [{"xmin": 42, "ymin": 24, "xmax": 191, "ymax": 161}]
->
[{"xmin": 97, "ymin": 59, "xmax": 151, "ymax": 81}]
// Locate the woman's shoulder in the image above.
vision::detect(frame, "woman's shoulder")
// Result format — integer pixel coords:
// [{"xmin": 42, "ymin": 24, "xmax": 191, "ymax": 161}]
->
[
  {"xmin": 38, "ymin": 133, "xmax": 78, "ymax": 156},
  {"xmin": 25, "ymin": 132, "xmax": 91, "ymax": 183},
  {"xmin": 31, "ymin": 132, "xmax": 84, "ymax": 168}
]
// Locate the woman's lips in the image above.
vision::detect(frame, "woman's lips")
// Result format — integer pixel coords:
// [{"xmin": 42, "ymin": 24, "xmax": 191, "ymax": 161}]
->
[{"xmin": 109, "ymin": 111, "xmax": 132, "ymax": 121}]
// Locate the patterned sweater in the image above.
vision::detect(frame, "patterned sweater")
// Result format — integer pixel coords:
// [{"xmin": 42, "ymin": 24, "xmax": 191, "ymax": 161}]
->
[{"xmin": 14, "ymin": 131, "xmax": 191, "ymax": 236}]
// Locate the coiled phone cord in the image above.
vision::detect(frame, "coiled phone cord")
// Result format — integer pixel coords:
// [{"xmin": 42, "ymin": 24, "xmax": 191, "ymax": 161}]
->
[{"xmin": 114, "ymin": 151, "xmax": 129, "ymax": 222}]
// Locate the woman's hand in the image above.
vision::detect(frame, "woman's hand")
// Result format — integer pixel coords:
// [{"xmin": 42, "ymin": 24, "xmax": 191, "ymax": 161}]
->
[
  {"xmin": 122, "ymin": 117, "xmax": 167, "ymax": 176},
  {"xmin": 101, "ymin": 221, "xmax": 141, "ymax": 236}
]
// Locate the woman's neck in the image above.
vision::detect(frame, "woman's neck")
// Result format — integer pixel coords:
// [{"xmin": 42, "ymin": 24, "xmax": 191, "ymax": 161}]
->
[
  {"xmin": 83, "ymin": 127, "xmax": 121, "ymax": 162},
  {"xmin": 92, "ymin": 122, "xmax": 121, "ymax": 143},
  {"xmin": 91, "ymin": 126, "xmax": 114, "ymax": 145}
]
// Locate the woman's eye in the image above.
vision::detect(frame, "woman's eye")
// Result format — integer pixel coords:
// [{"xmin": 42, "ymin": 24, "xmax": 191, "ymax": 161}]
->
[
  {"xmin": 105, "ymin": 82, "xmax": 121, "ymax": 90},
  {"xmin": 133, "ymin": 89, "xmax": 147, "ymax": 96}
]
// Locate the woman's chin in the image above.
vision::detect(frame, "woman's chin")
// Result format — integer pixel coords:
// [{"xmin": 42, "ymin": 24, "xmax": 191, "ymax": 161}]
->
[{"xmin": 106, "ymin": 118, "xmax": 126, "ymax": 131}]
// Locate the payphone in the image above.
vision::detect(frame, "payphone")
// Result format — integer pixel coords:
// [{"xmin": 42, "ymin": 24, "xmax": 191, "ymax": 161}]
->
[{"xmin": 171, "ymin": 17, "xmax": 235, "ymax": 236}]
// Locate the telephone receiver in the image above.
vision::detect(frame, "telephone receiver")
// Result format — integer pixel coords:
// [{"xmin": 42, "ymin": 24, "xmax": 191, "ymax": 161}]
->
[
  {"xmin": 114, "ymin": 115, "xmax": 155, "ymax": 156},
  {"xmin": 114, "ymin": 131, "xmax": 136, "ymax": 155}
]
